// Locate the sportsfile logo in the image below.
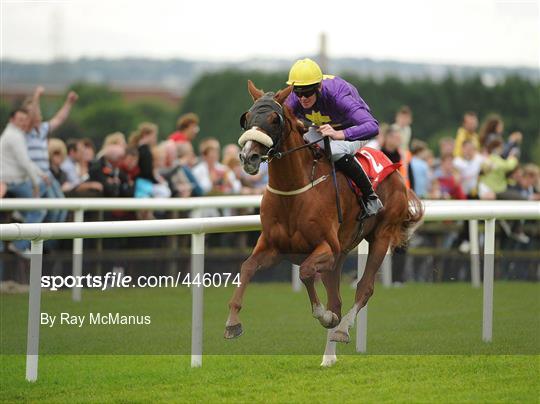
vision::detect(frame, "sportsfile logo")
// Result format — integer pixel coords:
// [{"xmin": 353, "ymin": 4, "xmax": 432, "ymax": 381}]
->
[{"xmin": 41, "ymin": 272, "xmax": 241, "ymax": 291}]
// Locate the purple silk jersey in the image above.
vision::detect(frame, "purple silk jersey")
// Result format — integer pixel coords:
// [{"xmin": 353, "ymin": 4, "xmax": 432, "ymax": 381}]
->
[{"xmin": 285, "ymin": 75, "xmax": 379, "ymax": 141}]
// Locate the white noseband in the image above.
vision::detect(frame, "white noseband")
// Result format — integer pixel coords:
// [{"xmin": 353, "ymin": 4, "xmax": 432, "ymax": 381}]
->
[{"xmin": 238, "ymin": 127, "xmax": 274, "ymax": 148}]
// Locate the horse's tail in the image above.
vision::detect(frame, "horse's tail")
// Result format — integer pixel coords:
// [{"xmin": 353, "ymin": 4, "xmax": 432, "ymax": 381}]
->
[
  {"xmin": 402, "ymin": 188, "xmax": 424, "ymax": 243},
  {"xmin": 378, "ymin": 178, "xmax": 425, "ymax": 249}
]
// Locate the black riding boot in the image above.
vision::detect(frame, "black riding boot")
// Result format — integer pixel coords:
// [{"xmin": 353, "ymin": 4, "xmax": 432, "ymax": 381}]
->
[{"xmin": 335, "ymin": 154, "xmax": 383, "ymax": 219}]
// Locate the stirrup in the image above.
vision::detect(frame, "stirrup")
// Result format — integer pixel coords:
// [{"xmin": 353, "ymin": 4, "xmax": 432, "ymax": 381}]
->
[{"xmin": 358, "ymin": 194, "xmax": 383, "ymax": 220}]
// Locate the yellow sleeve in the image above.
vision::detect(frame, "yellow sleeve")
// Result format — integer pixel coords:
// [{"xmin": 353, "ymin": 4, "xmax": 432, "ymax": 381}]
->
[{"xmin": 453, "ymin": 129, "xmax": 465, "ymax": 157}]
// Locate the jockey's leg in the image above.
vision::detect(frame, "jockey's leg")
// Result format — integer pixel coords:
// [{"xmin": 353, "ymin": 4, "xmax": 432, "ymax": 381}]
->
[{"xmin": 330, "ymin": 140, "xmax": 383, "ymax": 219}]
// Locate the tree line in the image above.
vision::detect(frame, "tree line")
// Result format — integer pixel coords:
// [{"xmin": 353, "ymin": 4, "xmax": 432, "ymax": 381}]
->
[
  {"xmin": 180, "ymin": 70, "xmax": 540, "ymax": 162},
  {"xmin": 1, "ymin": 71, "xmax": 538, "ymax": 163}
]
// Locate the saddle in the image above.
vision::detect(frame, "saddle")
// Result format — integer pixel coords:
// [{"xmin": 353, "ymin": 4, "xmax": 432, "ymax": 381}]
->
[{"xmin": 346, "ymin": 147, "xmax": 401, "ymax": 197}]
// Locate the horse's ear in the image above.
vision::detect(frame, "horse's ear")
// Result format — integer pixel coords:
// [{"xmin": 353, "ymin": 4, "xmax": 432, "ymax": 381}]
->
[
  {"xmin": 274, "ymin": 85, "xmax": 293, "ymax": 105},
  {"xmin": 247, "ymin": 80, "xmax": 264, "ymax": 101}
]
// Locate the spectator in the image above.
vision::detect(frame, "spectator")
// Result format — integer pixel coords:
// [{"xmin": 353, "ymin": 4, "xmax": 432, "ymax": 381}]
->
[
  {"xmin": 79, "ymin": 138, "xmax": 96, "ymax": 179},
  {"xmin": 24, "ymin": 87, "xmax": 78, "ymax": 223},
  {"xmin": 365, "ymin": 122, "xmax": 388, "ymax": 150},
  {"xmin": 454, "ymin": 141, "xmax": 483, "ymax": 252},
  {"xmin": 222, "ymin": 143, "xmax": 241, "ymax": 166},
  {"xmin": 161, "ymin": 144, "xmax": 202, "ymax": 198},
  {"xmin": 501, "ymin": 131, "xmax": 523, "ymax": 160},
  {"xmin": 453, "ymin": 140, "xmax": 484, "ymax": 198},
  {"xmin": 432, "ymin": 137, "xmax": 455, "ymax": 173},
  {"xmin": 25, "ymin": 87, "xmax": 77, "ymax": 172},
  {"xmin": 408, "ymin": 139, "xmax": 431, "ymax": 198},
  {"xmin": 128, "ymin": 122, "xmax": 159, "ymax": 183},
  {"xmin": 510, "ymin": 164, "xmax": 540, "ymax": 201},
  {"xmin": 88, "ymin": 145, "xmax": 133, "ymax": 197},
  {"xmin": 435, "ymin": 155, "xmax": 466, "ymax": 200},
  {"xmin": 498, "ymin": 164, "xmax": 539, "ymax": 245},
  {"xmin": 394, "ymin": 106, "xmax": 413, "ymax": 152},
  {"xmin": 428, "ymin": 177, "xmax": 442, "ymax": 199},
  {"xmin": 479, "ymin": 114, "xmax": 504, "ymax": 151},
  {"xmin": 96, "ymin": 132, "xmax": 127, "ymax": 159},
  {"xmin": 60, "ymin": 139, "xmax": 103, "ymax": 196},
  {"xmin": 192, "ymin": 138, "xmax": 241, "ymax": 196},
  {"xmin": 177, "ymin": 142, "xmax": 198, "ymax": 168},
  {"xmin": 159, "ymin": 140, "xmax": 179, "ymax": 170},
  {"xmin": 478, "ymin": 138, "xmax": 518, "ymax": 200},
  {"xmin": 0, "ymin": 107, "xmax": 48, "ymax": 257},
  {"xmin": 168, "ymin": 113, "xmax": 200, "ymax": 144},
  {"xmin": 48, "ymin": 138, "xmax": 69, "ymax": 189},
  {"xmin": 381, "ymin": 124, "xmax": 410, "ymax": 188},
  {"xmin": 118, "ymin": 146, "xmax": 140, "ymax": 184},
  {"xmin": 453, "ymin": 111, "xmax": 479, "ymax": 157},
  {"xmin": 380, "ymin": 125, "xmax": 409, "ymax": 285}
]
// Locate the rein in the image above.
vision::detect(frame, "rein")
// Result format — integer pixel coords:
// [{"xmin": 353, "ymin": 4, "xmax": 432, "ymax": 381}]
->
[
  {"xmin": 262, "ymin": 136, "xmax": 321, "ymax": 162},
  {"xmin": 239, "ymin": 93, "xmax": 329, "ymax": 196}
]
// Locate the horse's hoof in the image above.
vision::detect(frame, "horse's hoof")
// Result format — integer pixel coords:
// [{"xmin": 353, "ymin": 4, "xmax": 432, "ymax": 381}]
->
[
  {"xmin": 224, "ymin": 323, "xmax": 243, "ymax": 339},
  {"xmin": 320, "ymin": 355, "xmax": 337, "ymax": 367},
  {"xmin": 329, "ymin": 330, "xmax": 350, "ymax": 343},
  {"xmin": 321, "ymin": 312, "xmax": 340, "ymax": 329}
]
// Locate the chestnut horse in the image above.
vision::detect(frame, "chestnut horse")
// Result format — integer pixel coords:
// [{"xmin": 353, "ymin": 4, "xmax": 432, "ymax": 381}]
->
[{"xmin": 225, "ymin": 81, "xmax": 423, "ymax": 366}]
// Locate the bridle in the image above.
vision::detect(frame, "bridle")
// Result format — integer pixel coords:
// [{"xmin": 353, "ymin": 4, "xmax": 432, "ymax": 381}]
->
[
  {"xmin": 238, "ymin": 92, "xmax": 331, "ymax": 197},
  {"xmin": 238, "ymin": 93, "xmax": 320, "ymax": 162}
]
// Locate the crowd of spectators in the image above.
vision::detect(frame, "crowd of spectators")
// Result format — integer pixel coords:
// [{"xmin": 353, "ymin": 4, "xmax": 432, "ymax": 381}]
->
[
  {"xmin": 0, "ymin": 87, "xmax": 538, "ymax": 267},
  {"xmin": 0, "ymin": 87, "xmax": 266, "ymax": 258}
]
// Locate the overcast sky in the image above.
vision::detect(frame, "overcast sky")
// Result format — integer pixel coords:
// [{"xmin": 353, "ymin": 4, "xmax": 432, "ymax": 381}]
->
[{"xmin": 1, "ymin": 0, "xmax": 539, "ymax": 67}]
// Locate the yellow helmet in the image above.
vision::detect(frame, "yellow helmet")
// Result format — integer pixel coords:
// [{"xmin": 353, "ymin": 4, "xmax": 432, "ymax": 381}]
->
[{"xmin": 286, "ymin": 58, "xmax": 323, "ymax": 86}]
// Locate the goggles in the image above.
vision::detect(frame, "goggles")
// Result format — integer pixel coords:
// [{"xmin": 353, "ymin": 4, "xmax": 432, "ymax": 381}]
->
[{"xmin": 293, "ymin": 85, "xmax": 318, "ymax": 99}]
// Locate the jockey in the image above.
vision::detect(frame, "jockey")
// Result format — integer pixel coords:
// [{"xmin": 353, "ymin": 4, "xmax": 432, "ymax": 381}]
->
[{"xmin": 285, "ymin": 58, "xmax": 383, "ymax": 217}]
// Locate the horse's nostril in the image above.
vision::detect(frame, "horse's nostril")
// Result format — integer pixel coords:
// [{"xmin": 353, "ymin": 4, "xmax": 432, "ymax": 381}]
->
[
  {"xmin": 239, "ymin": 153, "xmax": 245, "ymax": 163},
  {"xmin": 249, "ymin": 154, "xmax": 260, "ymax": 164}
]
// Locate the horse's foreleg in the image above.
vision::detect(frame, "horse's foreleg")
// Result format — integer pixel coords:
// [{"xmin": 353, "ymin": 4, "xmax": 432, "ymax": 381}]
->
[
  {"xmin": 321, "ymin": 254, "xmax": 345, "ymax": 325},
  {"xmin": 225, "ymin": 237, "xmax": 278, "ymax": 339},
  {"xmin": 300, "ymin": 243, "xmax": 338, "ymax": 329},
  {"xmin": 319, "ymin": 254, "xmax": 345, "ymax": 367},
  {"xmin": 321, "ymin": 329, "xmax": 338, "ymax": 367},
  {"xmin": 330, "ymin": 237, "xmax": 390, "ymax": 343}
]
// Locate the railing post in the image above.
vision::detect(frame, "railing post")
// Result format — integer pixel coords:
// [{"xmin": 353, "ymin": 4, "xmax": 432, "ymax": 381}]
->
[
  {"xmin": 483, "ymin": 218, "xmax": 496, "ymax": 342},
  {"xmin": 291, "ymin": 264, "xmax": 301, "ymax": 292},
  {"xmin": 382, "ymin": 247, "xmax": 392, "ymax": 288},
  {"xmin": 191, "ymin": 233, "xmax": 205, "ymax": 367},
  {"xmin": 356, "ymin": 240, "xmax": 369, "ymax": 353},
  {"xmin": 26, "ymin": 239, "xmax": 43, "ymax": 382},
  {"xmin": 469, "ymin": 219, "xmax": 481, "ymax": 288},
  {"xmin": 72, "ymin": 209, "xmax": 84, "ymax": 301}
]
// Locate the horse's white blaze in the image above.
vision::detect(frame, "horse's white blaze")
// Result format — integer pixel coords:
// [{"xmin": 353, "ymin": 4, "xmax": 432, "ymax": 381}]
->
[{"xmin": 321, "ymin": 329, "xmax": 337, "ymax": 367}]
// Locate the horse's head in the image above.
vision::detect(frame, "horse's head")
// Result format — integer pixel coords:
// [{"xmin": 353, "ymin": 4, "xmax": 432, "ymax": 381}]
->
[{"xmin": 238, "ymin": 80, "xmax": 293, "ymax": 175}]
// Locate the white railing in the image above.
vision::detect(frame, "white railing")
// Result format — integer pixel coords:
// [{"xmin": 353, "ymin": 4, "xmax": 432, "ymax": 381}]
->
[
  {"xmin": 0, "ymin": 196, "xmax": 263, "ymax": 301},
  {"xmin": 0, "ymin": 199, "xmax": 539, "ymax": 381},
  {"xmin": 2, "ymin": 197, "xmax": 537, "ymax": 298}
]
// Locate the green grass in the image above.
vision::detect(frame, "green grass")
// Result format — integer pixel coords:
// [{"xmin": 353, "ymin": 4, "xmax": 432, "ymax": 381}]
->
[{"xmin": 1, "ymin": 282, "xmax": 539, "ymax": 402}]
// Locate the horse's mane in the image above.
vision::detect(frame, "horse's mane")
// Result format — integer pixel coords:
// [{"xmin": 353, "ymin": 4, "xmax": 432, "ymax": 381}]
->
[{"xmin": 282, "ymin": 103, "xmax": 307, "ymax": 137}]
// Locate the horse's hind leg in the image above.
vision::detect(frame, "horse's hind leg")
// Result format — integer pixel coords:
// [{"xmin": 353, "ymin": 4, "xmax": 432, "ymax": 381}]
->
[
  {"xmin": 330, "ymin": 237, "xmax": 389, "ymax": 343},
  {"xmin": 225, "ymin": 236, "xmax": 278, "ymax": 339}
]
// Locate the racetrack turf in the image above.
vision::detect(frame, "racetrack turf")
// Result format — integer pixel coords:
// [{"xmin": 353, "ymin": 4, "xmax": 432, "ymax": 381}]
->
[{"xmin": 1, "ymin": 282, "xmax": 538, "ymax": 402}]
